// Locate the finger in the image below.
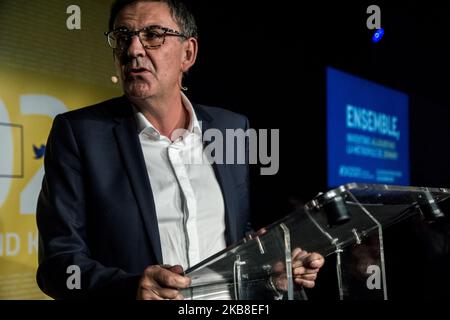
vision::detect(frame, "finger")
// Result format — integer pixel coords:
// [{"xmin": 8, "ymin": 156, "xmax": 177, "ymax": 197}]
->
[
  {"xmin": 293, "ymin": 266, "xmax": 306, "ymax": 275},
  {"xmin": 157, "ymin": 269, "xmax": 190, "ymax": 289},
  {"xmin": 304, "ymin": 253, "xmax": 325, "ymax": 269},
  {"xmin": 146, "ymin": 266, "xmax": 191, "ymax": 289},
  {"xmin": 294, "ymin": 278, "xmax": 316, "ymax": 288},
  {"xmin": 292, "ymin": 249, "xmax": 309, "ymax": 268},
  {"xmin": 139, "ymin": 285, "xmax": 164, "ymax": 300},
  {"xmin": 174, "ymin": 293, "xmax": 186, "ymax": 300},
  {"xmin": 256, "ymin": 228, "xmax": 267, "ymax": 236},
  {"xmin": 295, "ymin": 273, "xmax": 317, "ymax": 281},
  {"xmin": 165, "ymin": 264, "xmax": 185, "ymax": 275},
  {"xmin": 140, "ymin": 280, "xmax": 183, "ymax": 300},
  {"xmin": 293, "ymin": 248, "xmax": 309, "ymax": 260},
  {"xmin": 293, "ymin": 266, "xmax": 320, "ymax": 276},
  {"xmin": 137, "ymin": 274, "xmax": 161, "ymax": 300},
  {"xmin": 142, "ymin": 290, "xmax": 164, "ymax": 300},
  {"xmin": 293, "ymin": 266, "xmax": 319, "ymax": 276},
  {"xmin": 292, "ymin": 247, "xmax": 303, "ymax": 259},
  {"xmin": 156, "ymin": 286, "xmax": 182, "ymax": 299}
]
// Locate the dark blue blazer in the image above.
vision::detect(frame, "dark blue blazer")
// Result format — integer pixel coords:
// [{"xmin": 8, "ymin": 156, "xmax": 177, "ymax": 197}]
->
[{"xmin": 36, "ymin": 96, "xmax": 251, "ymax": 299}]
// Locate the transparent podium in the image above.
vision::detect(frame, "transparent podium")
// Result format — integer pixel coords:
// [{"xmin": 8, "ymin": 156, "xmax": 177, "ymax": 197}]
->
[{"xmin": 180, "ymin": 183, "xmax": 450, "ymax": 300}]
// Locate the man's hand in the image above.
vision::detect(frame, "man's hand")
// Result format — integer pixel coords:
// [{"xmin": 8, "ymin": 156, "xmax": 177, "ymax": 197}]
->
[
  {"xmin": 136, "ymin": 265, "xmax": 191, "ymax": 300},
  {"xmin": 291, "ymin": 248, "xmax": 324, "ymax": 288},
  {"xmin": 255, "ymin": 228, "xmax": 325, "ymax": 290},
  {"xmin": 272, "ymin": 248, "xmax": 325, "ymax": 291}
]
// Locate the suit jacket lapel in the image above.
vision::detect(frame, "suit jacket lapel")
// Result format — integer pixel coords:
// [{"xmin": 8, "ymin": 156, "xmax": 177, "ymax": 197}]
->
[
  {"xmin": 108, "ymin": 99, "xmax": 240, "ymax": 264},
  {"xmin": 111, "ymin": 99, "xmax": 163, "ymax": 264},
  {"xmin": 195, "ymin": 105, "xmax": 239, "ymax": 246}
]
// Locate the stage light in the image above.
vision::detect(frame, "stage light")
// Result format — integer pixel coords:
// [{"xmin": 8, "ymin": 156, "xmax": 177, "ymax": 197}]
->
[{"xmin": 372, "ymin": 28, "xmax": 384, "ymax": 43}]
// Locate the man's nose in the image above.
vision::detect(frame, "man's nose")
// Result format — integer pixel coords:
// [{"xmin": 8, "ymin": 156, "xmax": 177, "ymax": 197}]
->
[{"xmin": 127, "ymin": 35, "xmax": 146, "ymax": 58}]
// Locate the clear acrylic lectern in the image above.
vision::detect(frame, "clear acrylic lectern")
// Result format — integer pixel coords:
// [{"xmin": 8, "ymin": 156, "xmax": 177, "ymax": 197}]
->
[{"xmin": 180, "ymin": 183, "xmax": 450, "ymax": 300}]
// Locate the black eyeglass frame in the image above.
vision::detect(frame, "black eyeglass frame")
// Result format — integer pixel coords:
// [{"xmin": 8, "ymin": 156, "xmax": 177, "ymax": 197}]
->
[{"xmin": 104, "ymin": 25, "xmax": 187, "ymax": 50}]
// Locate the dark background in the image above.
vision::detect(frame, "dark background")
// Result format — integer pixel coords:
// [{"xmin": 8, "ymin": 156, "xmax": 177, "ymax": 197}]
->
[
  {"xmin": 183, "ymin": 1, "xmax": 450, "ymax": 299},
  {"xmin": 184, "ymin": 1, "xmax": 450, "ymax": 221}
]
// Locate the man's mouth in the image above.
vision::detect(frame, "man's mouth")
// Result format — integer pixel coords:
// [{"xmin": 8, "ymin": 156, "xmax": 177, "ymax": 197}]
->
[{"xmin": 126, "ymin": 67, "xmax": 150, "ymax": 76}]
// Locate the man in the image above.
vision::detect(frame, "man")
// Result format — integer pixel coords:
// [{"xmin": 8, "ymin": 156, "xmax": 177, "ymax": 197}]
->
[{"xmin": 36, "ymin": 0, "xmax": 324, "ymax": 300}]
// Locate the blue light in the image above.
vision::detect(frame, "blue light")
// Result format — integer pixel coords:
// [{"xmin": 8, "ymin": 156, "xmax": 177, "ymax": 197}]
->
[{"xmin": 372, "ymin": 28, "xmax": 384, "ymax": 43}]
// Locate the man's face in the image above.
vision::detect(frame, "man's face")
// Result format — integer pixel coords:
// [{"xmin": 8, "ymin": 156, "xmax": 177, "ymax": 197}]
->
[{"xmin": 113, "ymin": 1, "xmax": 194, "ymax": 100}]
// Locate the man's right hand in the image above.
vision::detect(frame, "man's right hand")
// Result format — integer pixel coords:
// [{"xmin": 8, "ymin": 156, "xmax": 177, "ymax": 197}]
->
[{"xmin": 136, "ymin": 265, "xmax": 191, "ymax": 300}]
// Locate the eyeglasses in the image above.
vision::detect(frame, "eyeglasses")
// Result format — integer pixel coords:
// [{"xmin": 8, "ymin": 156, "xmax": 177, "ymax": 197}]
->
[{"xmin": 104, "ymin": 25, "xmax": 187, "ymax": 51}]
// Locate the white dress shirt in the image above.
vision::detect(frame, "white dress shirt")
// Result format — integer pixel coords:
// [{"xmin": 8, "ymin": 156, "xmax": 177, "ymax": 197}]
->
[{"xmin": 134, "ymin": 93, "xmax": 226, "ymax": 270}]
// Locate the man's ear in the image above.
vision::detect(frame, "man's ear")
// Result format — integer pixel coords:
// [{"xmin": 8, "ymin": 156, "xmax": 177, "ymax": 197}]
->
[{"xmin": 181, "ymin": 37, "xmax": 198, "ymax": 73}]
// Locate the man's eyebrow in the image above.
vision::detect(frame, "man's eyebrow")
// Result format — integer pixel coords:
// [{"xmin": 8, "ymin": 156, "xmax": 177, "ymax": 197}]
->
[
  {"xmin": 113, "ymin": 24, "xmax": 164, "ymax": 31},
  {"xmin": 143, "ymin": 24, "xmax": 164, "ymax": 29},
  {"xmin": 113, "ymin": 25, "xmax": 129, "ymax": 31}
]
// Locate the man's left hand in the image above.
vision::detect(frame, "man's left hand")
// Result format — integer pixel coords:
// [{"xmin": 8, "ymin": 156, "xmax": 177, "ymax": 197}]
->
[{"xmin": 291, "ymin": 248, "xmax": 325, "ymax": 288}]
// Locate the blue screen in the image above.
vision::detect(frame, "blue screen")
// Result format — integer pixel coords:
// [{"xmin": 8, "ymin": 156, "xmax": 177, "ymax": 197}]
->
[{"xmin": 327, "ymin": 67, "xmax": 409, "ymax": 187}]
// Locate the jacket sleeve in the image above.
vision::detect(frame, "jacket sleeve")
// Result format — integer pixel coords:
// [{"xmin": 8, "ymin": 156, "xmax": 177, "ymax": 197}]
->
[{"xmin": 36, "ymin": 114, "xmax": 141, "ymax": 299}]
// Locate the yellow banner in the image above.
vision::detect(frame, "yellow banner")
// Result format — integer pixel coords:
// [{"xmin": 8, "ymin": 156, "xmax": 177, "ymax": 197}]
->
[{"xmin": 0, "ymin": 0, "xmax": 120, "ymax": 299}]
